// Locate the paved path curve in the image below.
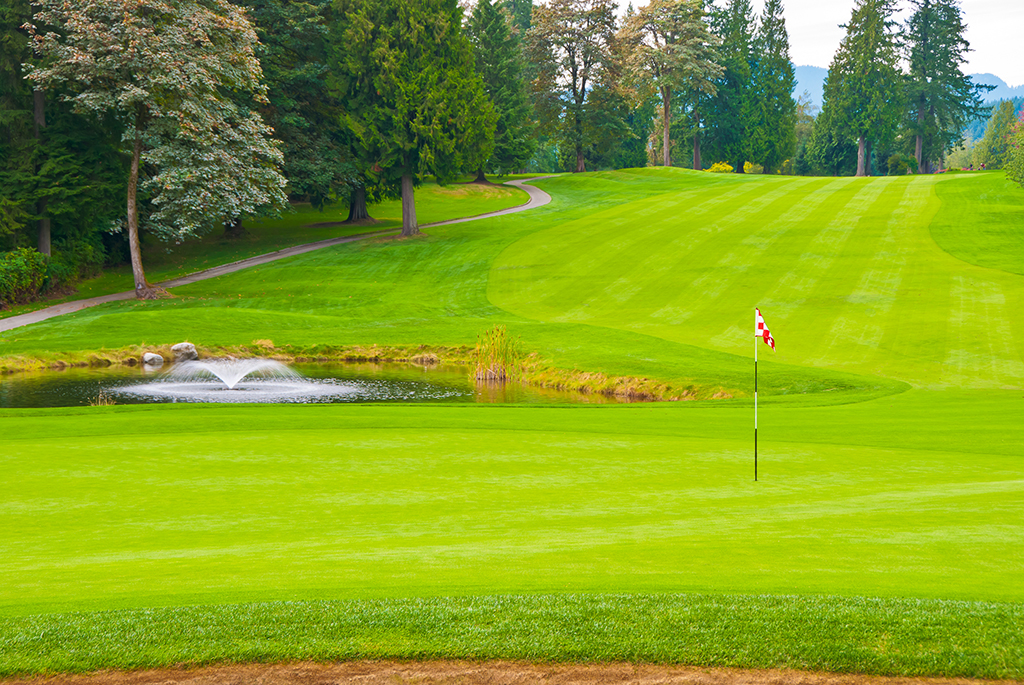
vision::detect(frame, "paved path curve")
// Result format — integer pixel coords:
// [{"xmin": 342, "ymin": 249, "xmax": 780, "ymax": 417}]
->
[{"xmin": 0, "ymin": 177, "xmax": 554, "ymax": 333}]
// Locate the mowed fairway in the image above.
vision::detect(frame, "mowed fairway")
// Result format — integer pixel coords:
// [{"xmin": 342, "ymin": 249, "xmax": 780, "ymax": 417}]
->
[{"xmin": 1, "ymin": 169, "xmax": 1022, "ymax": 677}]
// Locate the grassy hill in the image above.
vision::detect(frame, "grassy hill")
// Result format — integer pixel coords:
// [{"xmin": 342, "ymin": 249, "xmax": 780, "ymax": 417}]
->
[{"xmin": 0, "ymin": 169, "xmax": 1022, "ymax": 678}]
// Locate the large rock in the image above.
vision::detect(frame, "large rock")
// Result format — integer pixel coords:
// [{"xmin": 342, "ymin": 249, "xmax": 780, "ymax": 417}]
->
[
  {"xmin": 170, "ymin": 342, "xmax": 198, "ymax": 362},
  {"xmin": 142, "ymin": 352, "xmax": 164, "ymax": 366}
]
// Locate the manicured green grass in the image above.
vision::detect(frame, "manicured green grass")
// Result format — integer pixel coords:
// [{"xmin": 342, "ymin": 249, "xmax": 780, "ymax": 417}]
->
[
  {"xmin": 0, "ymin": 179, "xmax": 527, "ymax": 318},
  {"xmin": 2, "ymin": 595, "xmax": 1022, "ymax": 678},
  {"xmin": 1, "ymin": 168, "xmax": 1023, "ymax": 677}
]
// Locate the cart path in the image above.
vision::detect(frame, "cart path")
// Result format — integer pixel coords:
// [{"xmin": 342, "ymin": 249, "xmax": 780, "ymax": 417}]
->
[
  {"xmin": 3, "ymin": 659, "xmax": 1015, "ymax": 685},
  {"xmin": 0, "ymin": 177, "xmax": 554, "ymax": 333}
]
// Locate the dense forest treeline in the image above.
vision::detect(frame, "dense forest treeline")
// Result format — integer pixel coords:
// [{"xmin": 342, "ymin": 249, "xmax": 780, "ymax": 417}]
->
[{"xmin": 1, "ymin": 0, "xmax": 1023, "ymax": 304}]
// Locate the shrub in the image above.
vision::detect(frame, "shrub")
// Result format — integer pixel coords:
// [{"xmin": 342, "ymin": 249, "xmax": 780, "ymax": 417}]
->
[
  {"xmin": 44, "ymin": 239, "xmax": 104, "ymax": 291},
  {"xmin": 0, "ymin": 248, "xmax": 48, "ymax": 308},
  {"xmin": 743, "ymin": 161, "xmax": 764, "ymax": 174},
  {"xmin": 706, "ymin": 162, "xmax": 733, "ymax": 173},
  {"xmin": 887, "ymin": 153, "xmax": 917, "ymax": 175}
]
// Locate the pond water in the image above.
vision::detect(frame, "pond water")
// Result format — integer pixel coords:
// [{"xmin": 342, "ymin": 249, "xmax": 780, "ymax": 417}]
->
[{"xmin": 0, "ymin": 361, "xmax": 628, "ymax": 408}]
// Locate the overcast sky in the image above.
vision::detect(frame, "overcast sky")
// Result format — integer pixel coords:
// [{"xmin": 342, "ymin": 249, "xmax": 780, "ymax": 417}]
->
[{"xmin": 623, "ymin": 0, "xmax": 1024, "ymax": 86}]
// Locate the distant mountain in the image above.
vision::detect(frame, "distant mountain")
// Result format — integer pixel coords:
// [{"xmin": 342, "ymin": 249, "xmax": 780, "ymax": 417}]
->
[
  {"xmin": 794, "ymin": 65, "xmax": 827, "ymax": 112},
  {"xmin": 968, "ymin": 73, "xmax": 1024, "ymax": 102}
]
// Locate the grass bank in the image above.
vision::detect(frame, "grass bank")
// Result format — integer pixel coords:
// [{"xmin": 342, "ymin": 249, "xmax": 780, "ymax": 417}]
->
[
  {"xmin": 0, "ymin": 180, "xmax": 527, "ymax": 319},
  {"xmin": 2, "ymin": 594, "xmax": 1021, "ymax": 678}
]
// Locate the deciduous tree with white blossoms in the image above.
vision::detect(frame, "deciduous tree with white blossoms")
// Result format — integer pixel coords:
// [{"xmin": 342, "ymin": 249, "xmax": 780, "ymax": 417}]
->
[{"xmin": 25, "ymin": 0, "xmax": 286, "ymax": 298}]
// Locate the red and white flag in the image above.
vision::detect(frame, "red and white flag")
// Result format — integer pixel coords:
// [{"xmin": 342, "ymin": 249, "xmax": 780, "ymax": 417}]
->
[{"xmin": 755, "ymin": 308, "xmax": 775, "ymax": 350}]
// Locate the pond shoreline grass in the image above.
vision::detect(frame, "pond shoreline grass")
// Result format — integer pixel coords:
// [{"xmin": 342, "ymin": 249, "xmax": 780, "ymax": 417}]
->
[
  {"xmin": 1, "ymin": 594, "xmax": 1021, "ymax": 679},
  {"xmin": 0, "ymin": 340, "xmax": 751, "ymax": 402}
]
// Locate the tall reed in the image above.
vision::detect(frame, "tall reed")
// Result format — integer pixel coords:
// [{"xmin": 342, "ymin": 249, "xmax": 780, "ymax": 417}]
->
[{"xmin": 475, "ymin": 325, "xmax": 521, "ymax": 383}]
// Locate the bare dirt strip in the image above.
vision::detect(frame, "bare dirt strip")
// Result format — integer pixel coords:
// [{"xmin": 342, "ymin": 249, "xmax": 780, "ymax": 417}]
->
[{"xmin": 5, "ymin": 661, "xmax": 1019, "ymax": 685}]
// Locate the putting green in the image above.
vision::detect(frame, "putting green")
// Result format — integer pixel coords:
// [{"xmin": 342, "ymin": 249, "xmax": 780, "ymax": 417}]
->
[{"xmin": 1, "ymin": 168, "xmax": 1022, "ymax": 676}]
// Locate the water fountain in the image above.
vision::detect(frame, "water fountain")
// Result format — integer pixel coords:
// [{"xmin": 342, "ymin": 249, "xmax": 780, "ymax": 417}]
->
[{"xmin": 113, "ymin": 358, "xmax": 361, "ymax": 403}]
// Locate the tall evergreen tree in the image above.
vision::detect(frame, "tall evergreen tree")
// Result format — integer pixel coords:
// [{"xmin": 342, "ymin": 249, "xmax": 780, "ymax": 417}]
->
[
  {"xmin": 705, "ymin": 0, "xmax": 754, "ymax": 172},
  {"xmin": 620, "ymin": 0, "xmax": 721, "ymax": 168},
  {"xmin": 241, "ymin": 0, "xmax": 356, "ymax": 213},
  {"xmin": 467, "ymin": 0, "xmax": 536, "ymax": 178},
  {"xmin": 974, "ymin": 100, "xmax": 1017, "ymax": 169},
  {"xmin": 749, "ymin": 0, "xmax": 796, "ymax": 174},
  {"xmin": 904, "ymin": 0, "xmax": 991, "ymax": 173},
  {"xmin": 330, "ymin": 0, "xmax": 496, "ymax": 236},
  {"xmin": 528, "ymin": 0, "xmax": 618, "ymax": 173},
  {"xmin": 818, "ymin": 0, "xmax": 903, "ymax": 176},
  {"xmin": 503, "ymin": 0, "xmax": 532, "ymax": 34}
]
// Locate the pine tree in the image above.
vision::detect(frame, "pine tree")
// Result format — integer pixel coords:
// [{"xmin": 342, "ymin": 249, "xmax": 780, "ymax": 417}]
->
[
  {"xmin": 749, "ymin": 0, "xmax": 796, "ymax": 174},
  {"xmin": 241, "ymin": 0, "xmax": 356, "ymax": 213},
  {"xmin": 705, "ymin": 0, "xmax": 754, "ymax": 172},
  {"xmin": 620, "ymin": 0, "xmax": 721, "ymax": 168},
  {"xmin": 330, "ymin": 0, "xmax": 496, "ymax": 236},
  {"xmin": 904, "ymin": 0, "xmax": 991, "ymax": 173},
  {"xmin": 467, "ymin": 0, "xmax": 536, "ymax": 178},
  {"xmin": 503, "ymin": 0, "xmax": 532, "ymax": 34},
  {"xmin": 975, "ymin": 100, "xmax": 1017, "ymax": 169},
  {"xmin": 818, "ymin": 0, "xmax": 903, "ymax": 176}
]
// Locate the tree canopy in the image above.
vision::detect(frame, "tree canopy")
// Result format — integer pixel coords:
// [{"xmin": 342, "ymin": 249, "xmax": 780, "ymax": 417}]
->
[
  {"xmin": 528, "ymin": 0, "xmax": 618, "ymax": 173},
  {"xmin": 749, "ymin": 0, "xmax": 796, "ymax": 174},
  {"xmin": 903, "ymin": 0, "xmax": 991, "ymax": 173},
  {"xmin": 467, "ymin": 0, "xmax": 536, "ymax": 177},
  {"xmin": 621, "ymin": 0, "xmax": 722, "ymax": 168},
  {"xmin": 817, "ymin": 0, "xmax": 903, "ymax": 176},
  {"xmin": 25, "ymin": 0, "xmax": 286, "ymax": 297},
  {"xmin": 330, "ymin": 0, "xmax": 496, "ymax": 235}
]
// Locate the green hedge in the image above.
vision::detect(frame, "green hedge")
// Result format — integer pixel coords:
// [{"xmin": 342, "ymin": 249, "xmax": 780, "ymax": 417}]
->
[{"xmin": 0, "ymin": 247, "xmax": 47, "ymax": 308}]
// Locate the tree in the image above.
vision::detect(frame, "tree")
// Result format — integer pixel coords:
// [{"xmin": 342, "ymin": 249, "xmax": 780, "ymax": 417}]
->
[
  {"xmin": 26, "ymin": 0, "xmax": 287, "ymax": 298},
  {"xmin": 467, "ymin": 0, "xmax": 536, "ymax": 178},
  {"xmin": 240, "ymin": 0, "xmax": 357, "ymax": 213},
  {"xmin": 1007, "ymin": 112, "xmax": 1024, "ymax": 188},
  {"xmin": 974, "ymin": 100, "xmax": 1017, "ymax": 169},
  {"xmin": 903, "ymin": 0, "xmax": 991, "ymax": 173},
  {"xmin": 2, "ymin": 0, "xmax": 125, "ymax": 270},
  {"xmin": 620, "ymin": 0, "xmax": 722, "ymax": 167},
  {"xmin": 503, "ymin": 0, "xmax": 532, "ymax": 34},
  {"xmin": 704, "ymin": 0, "xmax": 753, "ymax": 171},
  {"xmin": 817, "ymin": 0, "xmax": 903, "ymax": 176},
  {"xmin": 330, "ymin": 0, "xmax": 496, "ymax": 236},
  {"xmin": 528, "ymin": 0, "xmax": 618, "ymax": 173},
  {"xmin": 749, "ymin": 0, "xmax": 796, "ymax": 174}
]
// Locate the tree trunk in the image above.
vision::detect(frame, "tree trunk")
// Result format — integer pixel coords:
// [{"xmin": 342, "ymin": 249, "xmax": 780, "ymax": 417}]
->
[
  {"xmin": 401, "ymin": 173, "xmax": 419, "ymax": 237},
  {"xmin": 224, "ymin": 217, "xmax": 246, "ymax": 238},
  {"xmin": 574, "ymin": 146, "xmax": 586, "ymax": 173},
  {"xmin": 693, "ymin": 129, "xmax": 702, "ymax": 171},
  {"xmin": 33, "ymin": 90, "xmax": 50, "ymax": 257},
  {"xmin": 346, "ymin": 185, "xmax": 372, "ymax": 222},
  {"xmin": 472, "ymin": 168, "xmax": 490, "ymax": 184},
  {"xmin": 856, "ymin": 135, "xmax": 867, "ymax": 177},
  {"xmin": 662, "ymin": 87, "xmax": 671, "ymax": 167},
  {"xmin": 126, "ymin": 124, "xmax": 155, "ymax": 298}
]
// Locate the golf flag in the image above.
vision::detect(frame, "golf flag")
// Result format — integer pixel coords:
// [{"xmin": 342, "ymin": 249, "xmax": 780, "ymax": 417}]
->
[{"xmin": 755, "ymin": 308, "xmax": 775, "ymax": 350}]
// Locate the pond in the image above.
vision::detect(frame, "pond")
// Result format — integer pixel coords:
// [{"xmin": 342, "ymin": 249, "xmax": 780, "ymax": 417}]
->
[{"xmin": 0, "ymin": 360, "xmax": 630, "ymax": 408}]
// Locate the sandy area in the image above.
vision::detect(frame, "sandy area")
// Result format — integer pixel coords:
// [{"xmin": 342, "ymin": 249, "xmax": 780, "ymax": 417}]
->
[{"xmin": 7, "ymin": 660, "xmax": 1019, "ymax": 685}]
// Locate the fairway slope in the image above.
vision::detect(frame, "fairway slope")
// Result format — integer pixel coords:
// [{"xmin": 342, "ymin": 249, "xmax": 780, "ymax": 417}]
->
[{"xmin": 0, "ymin": 169, "xmax": 1022, "ymax": 679}]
